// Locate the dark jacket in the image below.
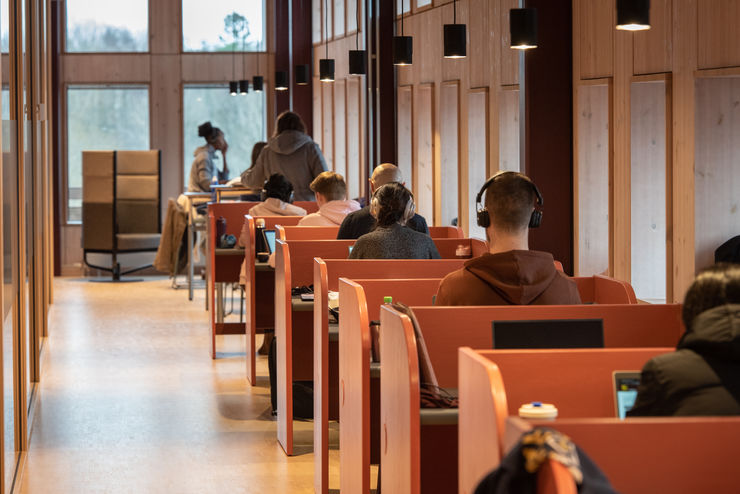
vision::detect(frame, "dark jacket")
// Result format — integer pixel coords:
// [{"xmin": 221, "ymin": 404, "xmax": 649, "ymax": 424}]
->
[
  {"xmin": 435, "ymin": 250, "xmax": 581, "ymax": 306},
  {"xmin": 627, "ymin": 304, "xmax": 740, "ymax": 417},
  {"xmin": 336, "ymin": 205, "xmax": 429, "ymax": 239},
  {"xmin": 348, "ymin": 223, "xmax": 440, "ymax": 260}
]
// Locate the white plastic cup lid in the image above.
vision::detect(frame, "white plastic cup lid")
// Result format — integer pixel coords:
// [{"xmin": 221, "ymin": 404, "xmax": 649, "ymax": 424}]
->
[{"xmin": 518, "ymin": 401, "xmax": 558, "ymax": 420}]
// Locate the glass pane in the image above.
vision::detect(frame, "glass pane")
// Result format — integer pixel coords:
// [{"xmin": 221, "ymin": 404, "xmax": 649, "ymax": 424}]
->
[
  {"xmin": 65, "ymin": 0, "xmax": 148, "ymax": 52},
  {"xmin": 182, "ymin": 0, "xmax": 265, "ymax": 52},
  {"xmin": 440, "ymin": 83, "xmax": 459, "ymax": 227},
  {"xmin": 499, "ymin": 89, "xmax": 520, "ymax": 172},
  {"xmin": 183, "ymin": 86, "xmax": 266, "ymax": 187},
  {"xmin": 576, "ymin": 84, "xmax": 610, "ymax": 276},
  {"xmin": 1, "ymin": 0, "xmax": 8, "ymax": 52},
  {"xmin": 631, "ymin": 81, "xmax": 667, "ymax": 302},
  {"xmin": 66, "ymin": 87, "xmax": 150, "ymax": 222},
  {"xmin": 416, "ymin": 0, "xmax": 432, "ymax": 8},
  {"xmin": 468, "ymin": 90, "xmax": 488, "ymax": 240}
]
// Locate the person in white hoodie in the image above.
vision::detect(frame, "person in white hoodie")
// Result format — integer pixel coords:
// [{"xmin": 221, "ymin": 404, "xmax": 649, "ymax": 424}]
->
[
  {"xmin": 298, "ymin": 171, "xmax": 361, "ymax": 226},
  {"xmin": 241, "ymin": 111, "xmax": 327, "ymax": 201},
  {"xmin": 247, "ymin": 174, "xmax": 307, "ymax": 217}
]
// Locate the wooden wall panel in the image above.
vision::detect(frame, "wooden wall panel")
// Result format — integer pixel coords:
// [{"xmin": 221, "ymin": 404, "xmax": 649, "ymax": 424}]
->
[
  {"xmin": 333, "ymin": 79, "xmax": 347, "ymax": 180},
  {"xmin": 498, "ymin": 88, "xmax": 520, "ymax": 172},
  {"xmin": 62, "ymin": 54, "xmax": 150, "ymax": 83},
  {"xmin": 630, "ymin": 81, "xmax": 667, "ymax": 302},
  {"xmin": 499, "ymin": 0, "xmax": 519, "ymax": 86},
  {"xmin": 694, "ymin": 77, "xmax": 740, "ymax": 271},
  {"xmin": 415, "ymin": 84, "xmax": 434, "ymax": 222},
  {"xmin": 576, "ymin": 84, "xmax": 610, "ymax": 276},
  {"xmin": 697, "ymin": 0, "xmax": 740, "ymax": 70},
  {"xmin": 578, "ymin": 0, "xmax": 614, "ymax": 79},
  {"xmin": 322, "ymin": 82, "xmax": 334, "ymax": 171},
  {"xmin": 467, "ymin": 89, "xmax": 488, "ymax": 240},
  {"xmin": 397, "ymin": 86, "xmax": 414, "ymax": 191},
  {"xmin": 440, "ymin": 82, "xmax": 460, "ymax": 227},
  {"xmin": 346, "ymin": 77, "xmax": 362, "ymax": 199},
  {"xmin": 468, "ymin": 0, "xmax": 491, "ymax": 88},
  {"xmin": 633, "ymin": 0, "xmax": 672, "ymax": 75}
]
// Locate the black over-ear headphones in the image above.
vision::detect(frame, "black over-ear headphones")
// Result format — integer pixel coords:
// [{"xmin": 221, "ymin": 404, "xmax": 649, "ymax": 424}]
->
[
  {"xmin": 261, "ymin": 177, "xmax": 295, "ymax": 203},
  {"xmin": 475, "ymin": 171, "xmax": 544, "ymax": 229}
]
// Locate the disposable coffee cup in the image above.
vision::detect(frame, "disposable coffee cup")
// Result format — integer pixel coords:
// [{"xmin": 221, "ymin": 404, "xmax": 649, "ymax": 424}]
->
[{"xmin": 518, "ymin": 402, "xmax": 558, "ymax": 420}]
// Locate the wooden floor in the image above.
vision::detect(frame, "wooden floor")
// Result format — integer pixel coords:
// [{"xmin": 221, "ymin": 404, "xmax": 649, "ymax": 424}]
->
[{"xmin": 17, "ymin": 276, "xmax": 319, "ymax": 493}]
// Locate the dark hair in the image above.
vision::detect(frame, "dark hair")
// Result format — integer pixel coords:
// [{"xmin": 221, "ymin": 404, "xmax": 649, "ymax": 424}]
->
[
  {"xmin": 263, "ymin": 174, "xmax": 294, "ymax": 202},
  {"xmin": 682, "ymin": 263, "xmax": 740, "ymax": 330},
  {"xmin": 275, "ymin": 111, "xmax": 306, "ymax": 136},
  {"xmin": 370, "ymin": 182, "xmax": 415, "ymax": 228},
  {"xmin": 198, "ymin": 121, "xmax": 222, "ymax": 144},
  {"xmin": 310, "ymin": 171, "xmax": 346, "ymax": 201},
  {"xmin": 250, "ymin": 141, "xmax": 267, "ymax": 169},
  {"xmin": 484, "ymin": 172, "xmax": 536, "ymax": 232}
]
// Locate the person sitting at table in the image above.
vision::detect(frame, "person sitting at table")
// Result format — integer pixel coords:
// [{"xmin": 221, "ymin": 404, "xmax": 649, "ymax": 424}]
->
[
  {"xmin": 241, "ymin": 111, "xmax": 328, "ymax": 201},
  {"xmin": 337, "ymin": 163, "xmax": 429, "ymax": 239},
  {"xmin": 187, "ymin": 121, "xmax": 229, "ymax": 192},
  {"xmin": 435, "ymin": 171, "xmax": 581, "ymax": 306},
  {"xmin": 627, "ymin": 263, "xmax": 740, "ymax": 417},
  {"xmin": 349, "ymin": 183, "xmax": 440, "ymax": 260},
  {"xmin": 298, "ymin": 171, "xmax": 361, "ymax": 226},
  {"xmin": 248, "ymin": 174, "xmax": 307, "ymax": 217}
]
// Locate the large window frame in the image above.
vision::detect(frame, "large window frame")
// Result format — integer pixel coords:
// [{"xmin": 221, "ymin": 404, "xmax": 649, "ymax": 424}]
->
[
  {"xmin": 63, "ymin": 0, "xmax": 151, "ymax": 54},
  {"xmin": 181, "ymin": 0, "xmax": 267, "ymax": 53}
]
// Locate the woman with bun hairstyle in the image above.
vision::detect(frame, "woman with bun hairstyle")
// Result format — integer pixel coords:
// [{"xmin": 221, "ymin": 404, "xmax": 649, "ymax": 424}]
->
[
  {"xmin": 349, "ymin": 182, "xmax": 440, "ymax": 260},
  {"xmin": 187, "ymin": 121, "xmax": 230, "ymax": 192}
]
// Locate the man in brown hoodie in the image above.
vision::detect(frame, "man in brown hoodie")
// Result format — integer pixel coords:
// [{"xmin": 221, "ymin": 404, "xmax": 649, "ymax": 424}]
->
[{"xmin": 435, "ymin": 171, "xmax": 581, "ymax": 306}]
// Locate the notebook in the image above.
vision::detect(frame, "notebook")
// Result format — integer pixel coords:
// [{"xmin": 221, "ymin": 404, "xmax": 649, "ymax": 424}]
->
[
  {"xmin": 491, "ymin": 318, "xmax": 604, "ymax": 349},
  {"xmin": 264, "ymin": 230, "xmax": 276, "ymax": 254},
  {"xmin": 613, "ymin": 371, "xmax": 641, "ymax": 419}
]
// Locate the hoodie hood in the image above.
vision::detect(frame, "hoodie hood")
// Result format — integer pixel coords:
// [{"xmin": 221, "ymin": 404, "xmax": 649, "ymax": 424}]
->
[
  {"xmin": 679, "ymin": 304, "xmax": 740, "ymax": 362},
  {"xmin": 318, "ymin": 199, "xmax": 361, "ymax": 225},
  {"xmin": 463, "ymin": 250, "xmax": 559, "ymax": 304},
  {"xmin": 268, "ymin": 130, "xmax": 314, "ymax": 155}
]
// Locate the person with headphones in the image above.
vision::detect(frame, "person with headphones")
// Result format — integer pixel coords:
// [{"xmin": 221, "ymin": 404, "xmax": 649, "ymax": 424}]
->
[
  {"xmin": 247, "ymin": 174, "xmax": 307, "ymax": 217},
  {"xmin": 435, "ymin": 171, "xmax": 580, "ymax": 306},
  {"xmin": 348, "ymin": 183, "xmax": 440, "ymax": 259}
]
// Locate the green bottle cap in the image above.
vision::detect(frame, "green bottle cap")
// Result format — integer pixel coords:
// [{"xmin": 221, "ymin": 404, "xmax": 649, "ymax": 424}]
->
[{"xmin": 383, "ymin": 296, "xmax": 393, "ymax": 304}]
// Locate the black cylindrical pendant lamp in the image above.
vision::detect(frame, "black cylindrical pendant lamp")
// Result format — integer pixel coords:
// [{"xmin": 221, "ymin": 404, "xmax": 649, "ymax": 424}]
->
[
  {"xmin": 510, "ymin": 8, "xmax": 537, "ymax": 50},
  {"xmin": 616, "ymin": 0, "xmax": 650, "ymax": 31},
  {"xmin": 444, "ymin": 24, "xmax": 466, "ymax": 58},
  {"xmin": 393, "ymin": 36, "xmax": 413, "ymax": 65},
  {"xmin": 295, "ymin": 64, "xmax": 310, "ymax": 85},
  {"xmin": 349, "ymin": 50, "xmax": 367, "ymax": 75},
  {"xmin": 319, "ymin": 59, "xmax": 335, "ymax": 82},
  {"xmin": 229, "ymin": 81, "xmax": 238, "ymax": 96},
  {"xmin": 252, "ymin": 75, "xmax": 264, "ymax": 92},
  {"xmin": 274, "ymin": 71, "xmax": 288, "ymax": 91},
  {"xmin": 239, "ymin": 80, "xmax": 249, "ymax": 95}
]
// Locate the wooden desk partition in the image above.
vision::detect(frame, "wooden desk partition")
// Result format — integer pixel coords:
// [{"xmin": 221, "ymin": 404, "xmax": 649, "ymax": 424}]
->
[
  {"xmin": 428, "ymin": 226, "xmax": 464, "ymax": 238},
  {"xmin": 276, "ymin": 225, "xmax": 340, "ymax": 240},
  {"xmin": 505, "ymin": 416, "xmax": 740, "ymax": 494},
  {"xmin": 457, "ymin": 347, "xmax": 671, "ymax": 494},
  {"xmin": 242, "ymin": 215, "xmax": 304, "ymax": 383},
  {"xmin": 572, "ymin": 274, "xmax": 638, "ymax": 304}
]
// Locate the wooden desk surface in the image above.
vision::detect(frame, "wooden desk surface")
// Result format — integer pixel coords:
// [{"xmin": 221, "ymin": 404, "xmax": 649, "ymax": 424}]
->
[{"xmin": 215, "ymin": 248, "xmax": 246, "ymax": 256}]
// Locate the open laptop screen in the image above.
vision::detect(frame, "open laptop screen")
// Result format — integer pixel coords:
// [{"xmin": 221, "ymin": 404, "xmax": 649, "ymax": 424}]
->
[
  {"xmin": 491, "ymin": 319, "xmax": 604, "ymax": 349},
  {"xmin": 614, "ymin": 371, "xmax": 641, "ymax": 419},
  {"xmin": 264, "ymin": 230, "xmax": 276, "ymax": 254}
]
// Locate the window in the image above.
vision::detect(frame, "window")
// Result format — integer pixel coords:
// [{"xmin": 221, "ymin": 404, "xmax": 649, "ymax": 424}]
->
[
  {"xmin": 1, "ymin": 0, "xmax": 8, "ymax": 52},
  {"xmin": 66, "ymin": 86, "xmax": 150, "ymax": 222},
  {"xmin": 182, "ymin": 0, "xmax": 265, "ymax": 52},
  {"xmin": 65, "ymin": 0, "xmax": 148, "ymax": 52},
  {"xmin": 183, "ymin": 86, "xmax": 266, "ymax": 186}
]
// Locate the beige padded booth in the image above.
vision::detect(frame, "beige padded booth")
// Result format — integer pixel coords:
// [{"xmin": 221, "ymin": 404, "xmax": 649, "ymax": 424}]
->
[{"xmin": 82, "ymin": 150, "xmax": 161, "ymax": 280}]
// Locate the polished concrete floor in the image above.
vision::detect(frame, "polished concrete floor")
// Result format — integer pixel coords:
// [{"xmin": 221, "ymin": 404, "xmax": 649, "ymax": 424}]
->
[{"xmin": 17, "ymin": 277, "xmax": 322, "ymax": 493}]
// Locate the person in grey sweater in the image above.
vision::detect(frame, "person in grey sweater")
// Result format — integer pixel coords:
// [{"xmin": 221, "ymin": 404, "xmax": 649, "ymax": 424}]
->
[
  {"xmin": 241, "ymin": 111, "xmax": 328, "ymax": 201},
  {"xmin": 349, "ymin": 183, "xmax": 441, "ymax": 260}
]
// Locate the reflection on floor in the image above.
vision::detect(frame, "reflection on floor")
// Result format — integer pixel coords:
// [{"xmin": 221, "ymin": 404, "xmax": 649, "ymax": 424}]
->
[{"xmin": 17, "ymin": 277, "xmax": 328, "ymax": 493}]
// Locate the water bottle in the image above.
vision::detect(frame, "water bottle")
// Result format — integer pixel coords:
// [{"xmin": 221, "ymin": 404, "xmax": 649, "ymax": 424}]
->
[{"xmin": 255, "ymin": 218, "xmax": 269, "ymax": 262}]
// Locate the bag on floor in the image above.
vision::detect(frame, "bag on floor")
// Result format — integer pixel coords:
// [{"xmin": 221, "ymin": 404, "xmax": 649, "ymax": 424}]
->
[{"xmin": 268, "ymin": 338, "xmax": 315, "ymax": 419}]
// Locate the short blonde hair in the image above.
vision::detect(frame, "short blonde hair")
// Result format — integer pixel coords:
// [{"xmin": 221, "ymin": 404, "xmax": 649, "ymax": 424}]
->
[{"xmin": 310, "ymin": 171, "xmax": 347, "ymax": 201}]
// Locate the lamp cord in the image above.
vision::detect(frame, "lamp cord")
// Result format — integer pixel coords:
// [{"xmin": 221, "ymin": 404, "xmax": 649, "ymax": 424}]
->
[
  {"xmin": 454, "ymin": 0, "xmax": 457, "ymax": 24},
  {"xmin": 356, "ymin": 0, "xmax": 360, "ymax": 49},
  {"xmin": 325, "ymin": 0, "xmax": 328, "ymax": 59},
  {"xmin": 401, "ymin": 0, "xmax": 404, "ymax": 35}
]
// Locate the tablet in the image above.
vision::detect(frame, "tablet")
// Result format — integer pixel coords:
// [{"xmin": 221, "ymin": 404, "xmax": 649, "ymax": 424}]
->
[{"xmin": 613, "ymin": 371, "xmax": 641, "ymax": 419}]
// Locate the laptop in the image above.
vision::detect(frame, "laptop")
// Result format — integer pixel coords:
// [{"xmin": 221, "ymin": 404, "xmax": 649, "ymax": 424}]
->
[
  {"xmin": 491, "ymin": 319, "xmax": 604, "ymax": 349},
  {"xmin": 264, "ymin": 230, "xmax": 276, "ymax": 254},
  {"xmin": 613, "ymin": 371, "xmax": 641, "ymax": 419}
]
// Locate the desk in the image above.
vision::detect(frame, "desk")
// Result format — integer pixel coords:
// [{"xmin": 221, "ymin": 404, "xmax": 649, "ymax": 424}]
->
[{"xmin": 211, "ymin": 185, "xmax": 260, "ymax": 202}]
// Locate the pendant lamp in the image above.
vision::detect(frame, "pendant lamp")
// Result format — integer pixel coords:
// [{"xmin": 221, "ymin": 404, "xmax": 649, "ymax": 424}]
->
[
  {"xmin": 274, "ymin": 71, "xmax": 288, "ymax": 91},
  {"xmin": 616, "ymin": 0, "xmax": 650, "ymax": 31},
  {"xmin": 320, "ymin": 0, "xmax": 335, "ymax": 82},
  {"xmin": 229, "ymin": 81, "xmax": 238, "ymax": 96},
  {"xmin": 239, "ymin": 80, "xmax": 249, "ymax": 95},
  {"xmin": 393, "ymin": 0, "xmax": 412, "ymax": 65},
  {"xmin": 348, "ymin": 0, "xmax": 366, "ymax": 75},
  {"xmin": 253, "ymin": 75, "xmax": 264, "ymax": 92},
  {"xmin": 444, "ymin": 0, "xmax": 466, "ymax": 58},
  {"xmin": 510, "ymin": 8, "xmax": 537, "ymax": 50},
  {"xmin": 295, "ymin": 64, "xmax": 310, "ymax": 85}
]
